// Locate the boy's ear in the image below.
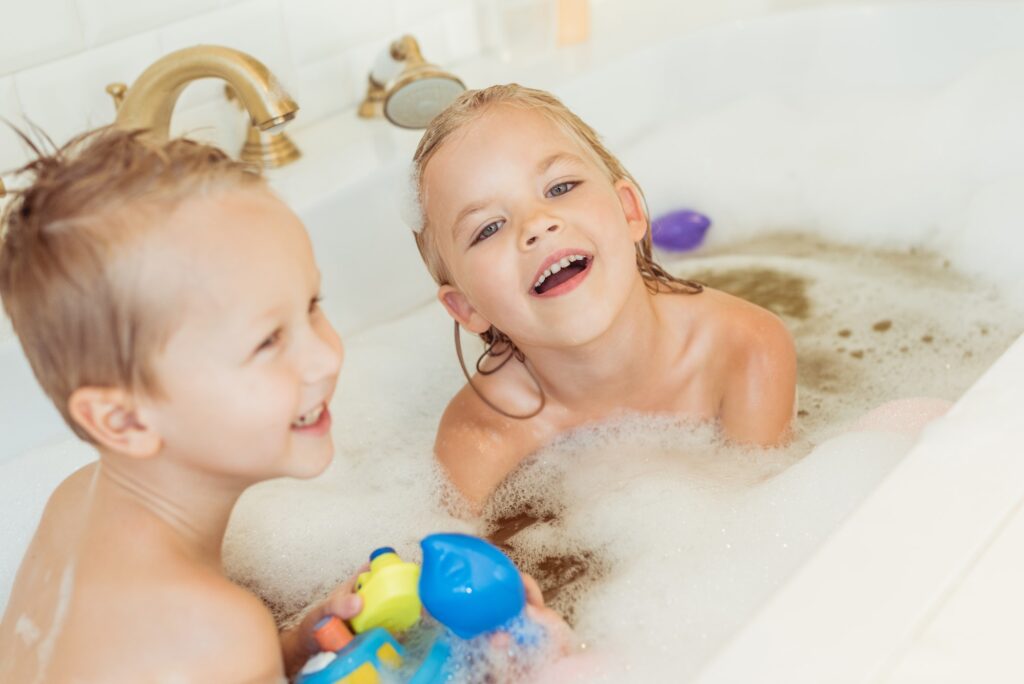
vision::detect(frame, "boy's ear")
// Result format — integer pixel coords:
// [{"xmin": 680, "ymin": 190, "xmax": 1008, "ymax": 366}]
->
[
  {"xmin": 614, "ymin": 179, "xmax": 649, "ymax": 243},
  {"xmin": 438, "ymin": 285, "xmax": 492, "ymax": 335},
  {"xmin": 67, "ymin": 387, "xmax": 162, "ymax": 458}
]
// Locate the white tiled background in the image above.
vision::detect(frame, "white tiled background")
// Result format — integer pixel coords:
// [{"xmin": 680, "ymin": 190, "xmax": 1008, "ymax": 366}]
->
[
  {"xmin": 0, "ymin": 0, "xmax": 481, "ymax": 173},
  {"xmin": 0, "ymin": 0, "xmax": 929, "ymax": 177}
]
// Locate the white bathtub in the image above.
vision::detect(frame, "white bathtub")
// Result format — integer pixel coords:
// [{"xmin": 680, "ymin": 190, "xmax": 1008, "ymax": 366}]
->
[{"xmin": 2, "ymin": 2, "xmax": 1024, "ymax": 680}]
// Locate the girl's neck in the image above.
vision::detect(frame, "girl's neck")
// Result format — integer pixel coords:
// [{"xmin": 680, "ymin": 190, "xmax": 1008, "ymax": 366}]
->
[{"xmin": 520, "ymin": 275, "xmax": 674, "ymax": 412}]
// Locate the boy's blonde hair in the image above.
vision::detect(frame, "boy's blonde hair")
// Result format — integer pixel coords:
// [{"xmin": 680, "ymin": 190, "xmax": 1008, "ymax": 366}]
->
[
  {"xmin": 411, "ymin": 84, "xmax": 701, "ymax": 346},
  {"xmin": 0, "ymin": 128, "xmax": 261, "ymax": 441}
]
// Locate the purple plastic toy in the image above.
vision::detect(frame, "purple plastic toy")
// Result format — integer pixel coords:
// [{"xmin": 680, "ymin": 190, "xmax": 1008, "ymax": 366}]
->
[{"xmin": 651, "ymin": 209, "xmax": 711, "ymax": 252}]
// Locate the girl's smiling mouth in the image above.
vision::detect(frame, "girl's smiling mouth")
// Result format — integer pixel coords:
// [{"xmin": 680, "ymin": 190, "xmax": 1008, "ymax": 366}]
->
[{"xmin": 531, "ymin": 249, "xmax": 593, "ymax": 297}]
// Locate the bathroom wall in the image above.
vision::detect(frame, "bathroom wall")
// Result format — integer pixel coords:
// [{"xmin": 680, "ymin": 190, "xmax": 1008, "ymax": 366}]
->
[
  {"xmin": 0, "ymin": 0, "xmax": 482, "ymax": 175},
  {"xmin": 0, "ymin": 0, "xmax": 970, "ymax": 178}
]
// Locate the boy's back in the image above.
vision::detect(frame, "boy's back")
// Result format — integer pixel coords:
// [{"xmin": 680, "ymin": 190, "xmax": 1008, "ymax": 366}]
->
[{"xmin": 2, "ymin": 465, "xmax": 284, "ymax": 682}]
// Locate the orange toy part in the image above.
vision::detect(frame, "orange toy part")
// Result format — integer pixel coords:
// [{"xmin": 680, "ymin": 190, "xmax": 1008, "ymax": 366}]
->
[{"xmin": 314, "ymin": 615, "xmax": 354, "ymax": 653}]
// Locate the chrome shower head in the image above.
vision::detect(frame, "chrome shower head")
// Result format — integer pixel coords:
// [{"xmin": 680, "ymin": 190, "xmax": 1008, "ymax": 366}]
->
[{"xmin": 359, "ymin": 35, "xmax": 466, "ymax": 130}]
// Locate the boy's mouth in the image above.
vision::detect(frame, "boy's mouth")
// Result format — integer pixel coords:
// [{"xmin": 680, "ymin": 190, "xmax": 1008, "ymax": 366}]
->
[
  {"xmin": 532, "ymin": 252, "xmax": 592, "ymax": 297},
  {"xmin": 291, "ymin": 403, "xmax": 328, "ymax": 430}
]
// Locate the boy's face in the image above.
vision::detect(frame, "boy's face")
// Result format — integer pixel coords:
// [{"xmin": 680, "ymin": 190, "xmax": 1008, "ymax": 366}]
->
[
  {"xmin": 136, "ymin": 187, "xmax": 343, "ymax": 482},
  {"xmin": 422, "ymin": 105, "xmax": 648, "ymax": 349}
]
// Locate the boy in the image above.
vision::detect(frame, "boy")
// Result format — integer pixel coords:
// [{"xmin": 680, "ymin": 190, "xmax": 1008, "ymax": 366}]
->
[{"xmin": 0, "ymin": 129, "xmax": 357, "ymax": 682}]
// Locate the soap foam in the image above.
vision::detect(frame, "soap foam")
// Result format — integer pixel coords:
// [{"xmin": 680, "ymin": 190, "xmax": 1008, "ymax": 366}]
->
[
  {"xmin": 222, "ymin": 233, "xmax": 1021, "ymax": 680},
  {"xmin": 221, "ymin": 50, "xmax": 1024, "ymax": 680}
]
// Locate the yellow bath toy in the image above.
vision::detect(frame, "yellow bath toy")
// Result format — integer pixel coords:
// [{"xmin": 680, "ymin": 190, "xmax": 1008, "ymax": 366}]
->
[{"xmin": 350, "ymin": 546, "xmax": 422, "ymax": 634}]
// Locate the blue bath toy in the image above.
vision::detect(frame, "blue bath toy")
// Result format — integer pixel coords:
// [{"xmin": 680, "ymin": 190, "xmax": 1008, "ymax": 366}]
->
[
  {"xmin": 407, "ymin": 638, "xmax": 453, "ymax": 684},
  {"xmin": 651, "ymin": 209, "xmax": 711, "ymax": 251},
  {"xmin": 296, "ymin": 623, "xmax": 405, "ymax": 684},
  {"xmin": 296, "ymin": 534, "xmax": 537, "ymax": 682},
  {"xmin": 419, "ymin": 533, "xmax": 527, "ymax": 639}
]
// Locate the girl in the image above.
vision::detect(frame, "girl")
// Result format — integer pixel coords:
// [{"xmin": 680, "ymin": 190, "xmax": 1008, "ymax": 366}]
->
[{"xmin": 409, "ymin": 85, "xmax": 797, "ymax": 509}]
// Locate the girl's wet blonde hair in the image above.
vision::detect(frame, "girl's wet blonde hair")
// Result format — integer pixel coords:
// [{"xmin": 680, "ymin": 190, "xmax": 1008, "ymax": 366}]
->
[{"xmin": 410, "ymin": 85, "xmax": 703, "ymax": 418}]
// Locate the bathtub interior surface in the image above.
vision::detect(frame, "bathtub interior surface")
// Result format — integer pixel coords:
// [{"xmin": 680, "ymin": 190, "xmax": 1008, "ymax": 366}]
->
[{"xmin": 2, "ymin": 3, "xmax": 1024, "ymax": 679}]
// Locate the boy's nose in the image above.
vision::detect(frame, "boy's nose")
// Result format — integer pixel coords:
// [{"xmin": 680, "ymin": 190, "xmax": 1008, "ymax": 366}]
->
[
  {"xmin": 519, "ymin": 214, "xmax": 562, "ymax": 249},
  {"xmin": 302, "ymin": 321, "xmax": 344, "ymax": 384}
]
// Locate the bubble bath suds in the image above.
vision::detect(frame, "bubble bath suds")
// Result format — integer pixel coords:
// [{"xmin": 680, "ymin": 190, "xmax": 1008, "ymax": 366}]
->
[
  {"xmin": 222, "ymin": 231, "xmax": 1021, "ymax": 681},
  {"xmin": 223, "ymin": 56, "xmax": 1024, "ymax": 677}
]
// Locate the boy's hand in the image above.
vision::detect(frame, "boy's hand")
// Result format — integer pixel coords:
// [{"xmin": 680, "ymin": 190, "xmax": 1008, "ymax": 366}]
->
[{"xmin": 280, "ymin": 564, "xmax": 368, "ymax": 677}]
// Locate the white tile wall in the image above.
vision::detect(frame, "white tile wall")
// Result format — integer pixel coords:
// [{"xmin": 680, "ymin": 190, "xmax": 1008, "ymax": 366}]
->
[
  {"xmin": 14, "ymin": 33, "xmax": 162, "ymax": 147},
  {"xmin": 0, "ymin": 0, "xmax": 885, "ymax": 175},
  {"xmin": 76, "ymin": 0, "xmax": 212, "ymax": 47},
  {"xmin": 282, "ymin": 0, "xmax": 398, "ymax": 67},
  {"xmin": 0, "ymin": 0, "xmax": 486, "ymax": 174},
  {"xmin": 0, "ymin": 0, "xmax": 84, "ymax": 75},
  {"xmin": 0, "ymin": 77, "xmax": 28, "ymax": 173}
]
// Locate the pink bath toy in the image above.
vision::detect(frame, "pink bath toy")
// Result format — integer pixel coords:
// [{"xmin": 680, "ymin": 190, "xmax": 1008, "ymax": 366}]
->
[
  {"xmin": 851, "ymin": 397, "xmax": 952, "ymax": 434},
  {"xmin": 651, "ymin": 209, "xmax": 711, "ymax": 252}
]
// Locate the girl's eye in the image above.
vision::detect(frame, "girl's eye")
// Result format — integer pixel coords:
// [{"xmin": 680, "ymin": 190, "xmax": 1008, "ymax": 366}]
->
[
  {"xmin": 256, "ymin": 329, "xmax": 282, "ymax": 353},
  {"xmin": 474, "ymin": 220, "xmax": 504, "ymax": 244},
  {"xmin": 546, "ymin": 181, "xmax": 578, "ymax": 198}
]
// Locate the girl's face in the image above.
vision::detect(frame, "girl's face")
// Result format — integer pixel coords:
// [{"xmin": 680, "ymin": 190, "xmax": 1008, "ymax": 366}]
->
[{"xmin": 422, "ymin": 105, "xmax": 649, "ymax": 350}]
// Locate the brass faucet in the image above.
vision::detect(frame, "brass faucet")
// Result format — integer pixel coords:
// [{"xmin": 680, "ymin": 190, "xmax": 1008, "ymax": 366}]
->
[
  {"xmin": 224, "ymin": 85, "xmax": 301, "ymax": 168},
  {"xmin": 109, "ymin": 45, "xmax": 298, "ymax": 142}
]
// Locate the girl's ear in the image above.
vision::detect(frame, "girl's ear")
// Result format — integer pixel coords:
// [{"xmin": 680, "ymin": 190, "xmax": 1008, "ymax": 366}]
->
[
  {"xmin": 614, "ymin": 179, "xmax": 649, "ymax": 243},
  {"xmin": 67, "ymin": 387, "xmax": 162, "ymax": 458},
  {"xmin": 438, "ymin": 285, "xmax": 492, "ymax": 334}
]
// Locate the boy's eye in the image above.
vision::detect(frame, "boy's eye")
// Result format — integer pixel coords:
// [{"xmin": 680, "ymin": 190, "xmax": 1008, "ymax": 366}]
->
[
  {"xmin": 256, "ymin": 328, "xmax": 282, "ymax": 353},
  {"xmin": 474, "ymin": 220, "xmax": 504, "ymax": 244},
  {"xmin": 309, "ymin": 295, "xmax": 323, "ymax": 314},
  {"xmin": 546, "ymin": 181, "xmax": 578, "ymax": 198}
]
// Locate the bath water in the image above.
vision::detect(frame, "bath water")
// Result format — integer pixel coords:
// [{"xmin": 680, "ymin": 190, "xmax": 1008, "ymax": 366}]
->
[{"xmin": 222, "ymin": 233, "xmax": 1022, "ymax": 681}]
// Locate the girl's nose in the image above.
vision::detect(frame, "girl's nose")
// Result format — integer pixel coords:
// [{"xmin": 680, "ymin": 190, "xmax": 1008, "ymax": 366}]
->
[{"xmin": 519, "ymin": 213, "xmax": 562, "ymax": 249}]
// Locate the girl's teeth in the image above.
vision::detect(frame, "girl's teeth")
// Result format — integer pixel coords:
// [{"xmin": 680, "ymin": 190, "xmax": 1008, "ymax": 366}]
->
[{"xmin": 533, "ymin": 255, "xmax": 587, "ymax": 290}]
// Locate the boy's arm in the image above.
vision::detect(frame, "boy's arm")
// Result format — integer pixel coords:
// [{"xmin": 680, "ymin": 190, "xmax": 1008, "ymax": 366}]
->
[{"xmin": 719, "ymin": 309, "xmax": 797, "ymax": 446}]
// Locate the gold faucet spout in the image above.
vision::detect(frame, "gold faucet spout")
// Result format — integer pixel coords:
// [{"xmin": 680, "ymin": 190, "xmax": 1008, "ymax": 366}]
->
[{"xmin": 114, "ymin": 45, "xmax": 298, "ymax": 142}]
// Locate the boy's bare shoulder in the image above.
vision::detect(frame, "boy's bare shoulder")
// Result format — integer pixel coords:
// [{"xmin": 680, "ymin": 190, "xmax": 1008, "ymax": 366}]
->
[
  {"xmin": 152, "ymin": 569, "xmax": 283, "ymax": 669},
  {"xmin": 65, "ymin": 562, "xmax": 284, "ymax": 682},
  {"xmin": 434, "ymin": 370, "xmax": 548, "ymax": 508}
]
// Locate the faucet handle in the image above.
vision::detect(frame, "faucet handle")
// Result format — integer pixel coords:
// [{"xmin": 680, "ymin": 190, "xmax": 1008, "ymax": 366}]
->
[
  {"xmin": 0, "ymin": 177, "xmax": 6, "ymax": 198},
  {"xmin": 105, "ymin": 83, "xmax": 127, "ymax": 112}
]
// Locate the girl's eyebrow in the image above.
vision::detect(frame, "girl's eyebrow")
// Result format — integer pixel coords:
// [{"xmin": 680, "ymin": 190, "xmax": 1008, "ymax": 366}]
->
[
  {"xmin": 454, "ymin": 200, "xmax": 490, "ymax": 233},
  {"xmin": 537, "ymin": 152, "xmax": 585, "ymax": 173}
]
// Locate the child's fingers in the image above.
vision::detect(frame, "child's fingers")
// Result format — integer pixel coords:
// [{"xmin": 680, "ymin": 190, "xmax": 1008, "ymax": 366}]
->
[
  {"xmin": 521, "ymin": 572, "xmax": 546, "ymax": 608},
  {"xmin": 321, "ymin": 563, "xmax": 370, "ymax": 619}
]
